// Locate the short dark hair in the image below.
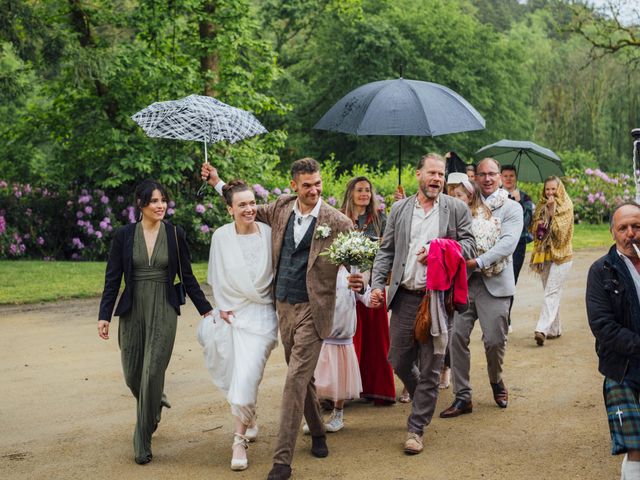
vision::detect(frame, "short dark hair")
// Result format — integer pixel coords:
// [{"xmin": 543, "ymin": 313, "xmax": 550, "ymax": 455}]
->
[
  {"xmin": 417, "ymin": 152, "xmax": 445, "ymax": 170},
  {"xmin": 501, "ymin": 165, "xmax": 517, "ymax": 175},
  {"xmin": 221, "ymin": 179, "xmax": 251, "ymax": 206},
  {"xmin": 466, "ymin": 164, "xmax": 476, "ymax": 173},
  {"xmin": 135, "ymin": 179, "xmax": 169, "ymax": 217},
  {"xmin": 291, "ymin": 157, "xmax": 320, "ymax": 179},
  {"xmin": 609, "ymin": 201, "xmax": 640, "ymax": 229}
]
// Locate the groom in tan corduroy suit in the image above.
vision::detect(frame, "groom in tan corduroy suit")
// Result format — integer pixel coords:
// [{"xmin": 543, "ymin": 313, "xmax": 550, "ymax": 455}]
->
[{"xmin": 202, "ymin": 158, "xmax": 353, "ymax": 480}]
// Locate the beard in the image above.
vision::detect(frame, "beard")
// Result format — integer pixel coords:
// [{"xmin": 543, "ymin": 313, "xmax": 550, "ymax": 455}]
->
[{"xmin": 419, "ymin": 182, "xmax": 441, "ymax": 199}]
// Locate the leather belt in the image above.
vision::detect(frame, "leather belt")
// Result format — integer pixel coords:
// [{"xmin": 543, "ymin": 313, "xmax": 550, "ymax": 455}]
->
[{"xmin": 398, "ymin": 286, "xmax": 425, "ymax": 297}]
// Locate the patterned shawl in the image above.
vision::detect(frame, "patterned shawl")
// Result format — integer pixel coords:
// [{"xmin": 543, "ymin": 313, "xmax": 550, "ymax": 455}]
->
[{"xmin": 529, "ymin": 179, "xmax": 574, "ymax": 274}]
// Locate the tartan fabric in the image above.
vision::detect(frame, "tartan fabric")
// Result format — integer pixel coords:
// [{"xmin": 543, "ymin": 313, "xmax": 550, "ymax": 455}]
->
[
  {"xmin": 604, "ymin": 377, "xmax": 640, "ymax": 455},
  {"xmin": 275, "ymin": 214, "xmax": 316, "ymax": 304},
  {"xmin": 131, "ymin": 95, "xmax": 267, "ymax": 144}
]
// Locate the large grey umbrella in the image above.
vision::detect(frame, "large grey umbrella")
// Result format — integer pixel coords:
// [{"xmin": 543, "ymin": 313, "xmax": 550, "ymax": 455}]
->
[
  {"xmin": 314, "ymin": 78, "xmax": 485, "ymax": 183},
  {"xmin": 473, "ymin": 139, "xmax": 563, "ymax": 183}
]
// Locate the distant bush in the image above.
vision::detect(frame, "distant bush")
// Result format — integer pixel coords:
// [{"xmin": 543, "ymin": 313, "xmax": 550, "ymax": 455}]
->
[
  {"xmin": 1, "ymin": 163, "xmax": 637, "ymax": 260},
  {"xmin": 520, "ymin": 167, "xmax": 637, "ymax": 224}
]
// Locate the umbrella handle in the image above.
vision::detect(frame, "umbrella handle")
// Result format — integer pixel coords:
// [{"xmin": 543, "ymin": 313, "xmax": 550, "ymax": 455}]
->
[{"xmin": 197, "ymin": 140, "xmax": 209, "ymax": 196}]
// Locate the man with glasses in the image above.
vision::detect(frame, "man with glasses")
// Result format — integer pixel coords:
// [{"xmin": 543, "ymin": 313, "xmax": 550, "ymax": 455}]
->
[{"xmin": 440, "ymin": 158, "xmax": 523, "ymax": 418}]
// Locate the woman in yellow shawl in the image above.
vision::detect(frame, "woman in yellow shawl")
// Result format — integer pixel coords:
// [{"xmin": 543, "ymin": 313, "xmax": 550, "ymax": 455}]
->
[{"xmin": 529, "ymin": 176, "xmax": 574, "ymax": 346}]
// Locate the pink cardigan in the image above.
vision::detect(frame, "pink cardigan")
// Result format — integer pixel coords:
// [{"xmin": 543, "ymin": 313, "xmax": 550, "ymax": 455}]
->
[{"xmin": 426, "ymin": 238, "xmax": 468, "ymax": 307}]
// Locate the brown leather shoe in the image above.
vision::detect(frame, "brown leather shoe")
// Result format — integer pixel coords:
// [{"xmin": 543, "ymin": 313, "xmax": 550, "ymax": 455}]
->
[
  {"xmin": 534, "ymin": 331, "xmax": 545, "ymax": 346},
  {"xmin": 439, "ymin": 399, "xmax": 473, "ymax": 418},
  {"xmin": 491, "ymin": 381, "xmax": 508, "ymax": 408},
  {"xmin": 267, "ymin": 463, "xmax": 292, "ymax": 480}
]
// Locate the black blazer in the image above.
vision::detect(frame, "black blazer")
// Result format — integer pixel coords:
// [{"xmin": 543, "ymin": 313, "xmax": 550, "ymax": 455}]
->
[{"xmin": 98, "ymin": 221, "xmax": 212, "ymax": 321}]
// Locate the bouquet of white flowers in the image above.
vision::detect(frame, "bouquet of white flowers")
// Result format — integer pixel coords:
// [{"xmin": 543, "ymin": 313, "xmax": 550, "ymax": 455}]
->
[{"xmin": 321, "ymin": 231, "xmax": 380, "ymax": 271}]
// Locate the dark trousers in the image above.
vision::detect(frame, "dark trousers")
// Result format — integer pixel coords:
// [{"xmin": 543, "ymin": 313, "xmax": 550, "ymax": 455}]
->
[{"xmin": 388, "ymin": 289, "xmax": 446, "ymax": 435}]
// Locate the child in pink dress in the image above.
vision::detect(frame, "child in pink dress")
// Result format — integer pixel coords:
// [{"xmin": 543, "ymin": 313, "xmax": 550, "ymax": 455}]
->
[{"xmin": 305, "ymin": 265, "xmax": 371, "ymax": 432}]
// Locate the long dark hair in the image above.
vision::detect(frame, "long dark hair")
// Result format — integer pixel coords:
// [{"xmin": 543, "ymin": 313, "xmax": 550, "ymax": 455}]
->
[
  {"xmin": 134, "ymin": 179, "xmax": 169, "ymax": 219},
  {"xmin": 341, "ymin": 176, "xmax": 383, "ymax": 237}
]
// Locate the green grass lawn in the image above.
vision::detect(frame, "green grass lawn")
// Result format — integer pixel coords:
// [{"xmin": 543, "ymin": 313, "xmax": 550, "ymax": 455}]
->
[
  {"xmin": 0, "ymin": 224, "xmax": 614, "ymax": 305},
  {"xmin": 0, "ymin": 260, "xmax": 209, "ymax": 306}
]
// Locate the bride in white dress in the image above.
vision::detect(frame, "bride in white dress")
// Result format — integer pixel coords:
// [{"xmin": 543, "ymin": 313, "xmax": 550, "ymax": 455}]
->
[{"xmin": 197, "ymin": 180, "xmax": 277, "ymax": 472}]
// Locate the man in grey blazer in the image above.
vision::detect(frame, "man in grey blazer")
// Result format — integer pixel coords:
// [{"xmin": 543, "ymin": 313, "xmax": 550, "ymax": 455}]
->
[
  {"xmin": 440, "ymin": 157, "xmax": 523, "ymax": 418},
  {"xmin": 371, "ymin": 153, "xmax": 476, "ymax": 454}
]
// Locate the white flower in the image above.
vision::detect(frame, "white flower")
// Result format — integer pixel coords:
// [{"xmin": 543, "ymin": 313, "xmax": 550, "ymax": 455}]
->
[
  {"xmin": 320, "ymin": 231, "xmax": 380, "ymax": 270},
  {"xmin": 315, "ymin": 224, "xmax": 332, "ymax": 240}
]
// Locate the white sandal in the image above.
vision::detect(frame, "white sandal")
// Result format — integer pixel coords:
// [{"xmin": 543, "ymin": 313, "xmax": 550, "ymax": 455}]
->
[
  {"xmin": 245, "ymin": 423, "xmax": 258, "ymax": 442},
  {"xmin": 230, "ymin": 433, "xmax": 248, "ymax": 471}
]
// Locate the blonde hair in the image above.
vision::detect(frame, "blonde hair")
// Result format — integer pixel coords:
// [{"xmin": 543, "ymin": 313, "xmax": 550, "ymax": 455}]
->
[{"xmin": 454, "ymin": 182, "xmax": 491, "ymax": 219}]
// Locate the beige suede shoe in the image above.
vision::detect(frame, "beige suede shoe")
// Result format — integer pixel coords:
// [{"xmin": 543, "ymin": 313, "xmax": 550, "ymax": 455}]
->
[{"xmin": 403, "ymin": 432, "xmax": 423, "ymax": 455}]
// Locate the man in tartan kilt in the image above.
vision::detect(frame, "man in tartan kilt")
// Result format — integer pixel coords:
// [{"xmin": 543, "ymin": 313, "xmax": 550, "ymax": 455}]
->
[{"xmin": 587, "ymin": 202, "xmax": 640, "ymax": 479}]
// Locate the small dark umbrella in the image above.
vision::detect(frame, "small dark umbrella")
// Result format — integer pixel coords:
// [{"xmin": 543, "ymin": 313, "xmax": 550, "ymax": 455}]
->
[
  {"xmin": 473, "ymin": 139, "xmax": 563, "ymax": 183},
  {"xmin": 445, "ymin": 151, "xmax": 467, "ymax": 176},
  {"xmin": 314, "ymin": 78, "xmax": 485, "ymax": 184}
]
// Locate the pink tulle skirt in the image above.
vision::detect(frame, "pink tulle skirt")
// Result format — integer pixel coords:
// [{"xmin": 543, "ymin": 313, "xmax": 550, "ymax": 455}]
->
[{"xmin": 314, "ymin": 343, "xmax": 362, "ymax": 401}]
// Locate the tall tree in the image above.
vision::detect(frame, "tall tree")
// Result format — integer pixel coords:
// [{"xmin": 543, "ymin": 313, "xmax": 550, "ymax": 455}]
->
[
  {"xmin": 0, "ymin": 0, "xmax": 287, "ymax": 189},
  {"xmin": 261, "ymin": 0, "xmax": 533, "ymax": 169}
]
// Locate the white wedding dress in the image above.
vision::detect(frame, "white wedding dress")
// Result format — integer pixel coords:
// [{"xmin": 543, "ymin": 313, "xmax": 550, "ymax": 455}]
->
[{"xmin": 197, "ymin": 221, "xmax": 278, "ymax": 424}]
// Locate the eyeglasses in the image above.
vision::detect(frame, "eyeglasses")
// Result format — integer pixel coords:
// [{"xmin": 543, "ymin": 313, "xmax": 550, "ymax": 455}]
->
[{"xmin": 476, "ymin": 172, "xmax": 500, "ymax": 179}]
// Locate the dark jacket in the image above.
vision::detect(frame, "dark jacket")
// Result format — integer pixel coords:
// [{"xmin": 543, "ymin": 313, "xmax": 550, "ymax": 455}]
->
[
  {"xmin": 586, "ymin": 245, "xmax": 640, "ymax": 382},
  {"xmin": 509, "ymin": 189, "xmax": 533, "ymax": 242},
  {"xmin": 98, "ymin": 221, "xmax": 212, "ymax": 321}
]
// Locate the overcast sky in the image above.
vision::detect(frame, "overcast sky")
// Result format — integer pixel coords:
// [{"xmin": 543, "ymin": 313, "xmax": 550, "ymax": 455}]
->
[{"xmin": 566, "ymin": 0, "xmax": 637, "ymax": 23}]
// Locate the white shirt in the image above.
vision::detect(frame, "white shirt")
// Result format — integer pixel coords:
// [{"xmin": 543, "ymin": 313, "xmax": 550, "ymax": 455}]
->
[
  {"xmin": 618, "ymin": 250, "xmax": 640, "ymax": 302},
  {"xmin": 214, "ymin": 180, "xmax": 320, "ymax": 248},
  {"xmin": 292, "ymin": 198, "xmax": 321, "ymax": 247},
  {"xmin": 401, "ymin": 196, "xmax": 440, "ymax": 290}
]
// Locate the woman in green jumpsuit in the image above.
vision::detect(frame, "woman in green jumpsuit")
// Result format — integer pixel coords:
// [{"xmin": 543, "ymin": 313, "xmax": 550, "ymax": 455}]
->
[{"xmin": 98, "ymin": 180, "xmax": 212, "ymax": 464}]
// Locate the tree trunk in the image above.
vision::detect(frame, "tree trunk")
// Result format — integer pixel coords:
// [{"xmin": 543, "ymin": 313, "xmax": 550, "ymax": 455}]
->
[
  {"xmin": 67, "ymin": 0, "xmax": 119, "ymax": 125},
  {"xmin": 199, "ymin": 1, "xmax": 219, "ymax": 97}
]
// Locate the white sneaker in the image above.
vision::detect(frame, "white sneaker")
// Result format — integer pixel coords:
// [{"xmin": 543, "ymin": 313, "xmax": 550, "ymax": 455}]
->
[
  {"xmin": 438, "ymin": 367, "xmax": 451, "ymax": 390},
  {"xmin": 302, "ymin": 423, "xmax": 310, "ymax": 435},
  {"xmin": 324, "ymin": 410, "xmax": 344, "ymax": 433}
]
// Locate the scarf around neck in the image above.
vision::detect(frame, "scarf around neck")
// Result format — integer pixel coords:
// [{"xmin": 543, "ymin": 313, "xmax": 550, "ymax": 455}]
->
[{"xmin": 483, "ymin": 188, "xmax": 509, "ymax": 211}]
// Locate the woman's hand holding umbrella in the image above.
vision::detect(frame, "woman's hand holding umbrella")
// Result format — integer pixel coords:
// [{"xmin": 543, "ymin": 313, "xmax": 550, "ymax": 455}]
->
[{"xmin": 201, "ymin": 163, "xmax": 220, "ymax": 187}]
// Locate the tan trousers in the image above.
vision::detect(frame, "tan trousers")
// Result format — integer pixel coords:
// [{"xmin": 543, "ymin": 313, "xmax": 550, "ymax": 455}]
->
[
  {"xmin": 450, "ymin": 274, "xmax": 509, "ymax": 402},
  {"xmin": 272, "ymin": 301, "xmax": 324, "ymax": 466}
]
